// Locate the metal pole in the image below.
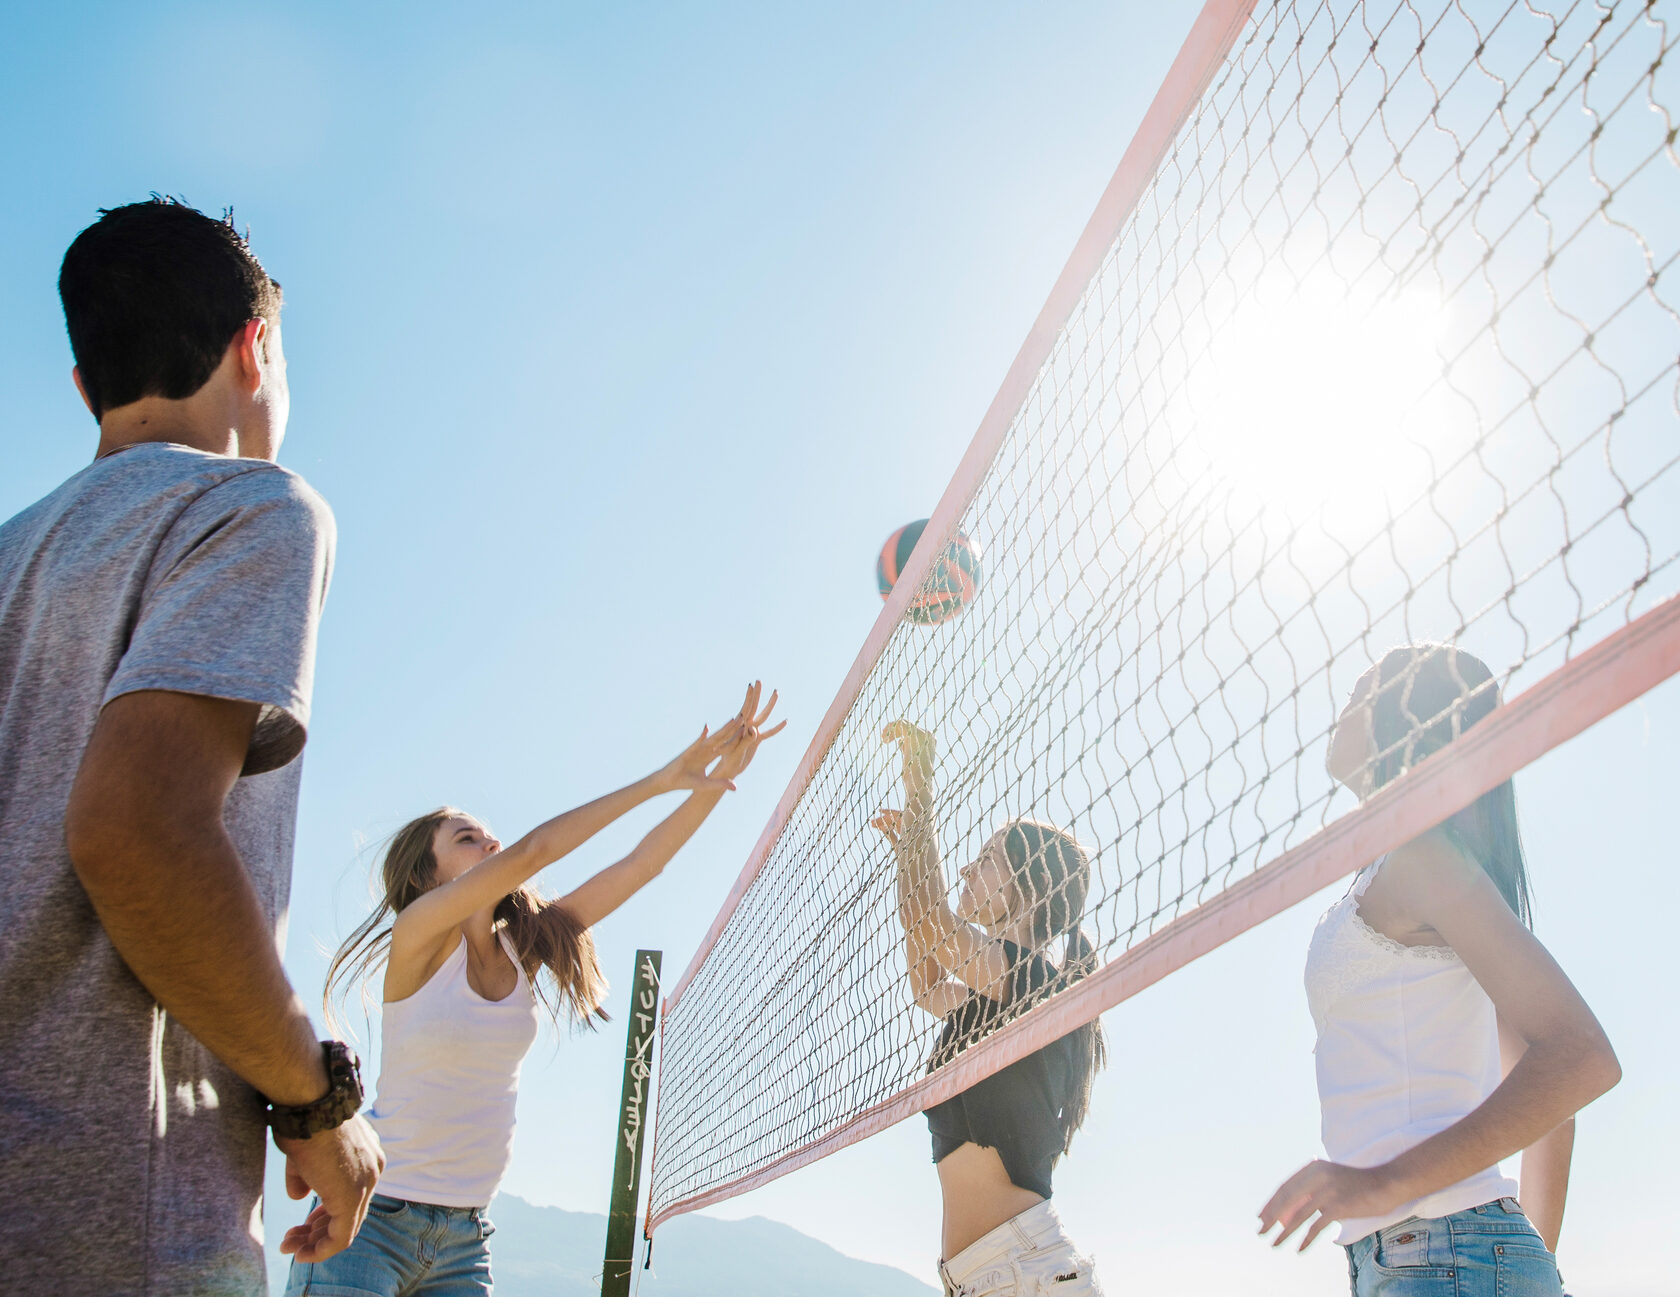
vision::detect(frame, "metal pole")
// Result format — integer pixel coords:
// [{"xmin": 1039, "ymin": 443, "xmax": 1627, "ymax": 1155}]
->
[{"xmin": 601, "ymin": 949, "xmax": 661, "ymax": 1297}]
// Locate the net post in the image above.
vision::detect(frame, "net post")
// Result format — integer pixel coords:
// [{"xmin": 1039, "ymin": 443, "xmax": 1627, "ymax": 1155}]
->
[
  {"xmin": 641, "ymin": 1000, "xmax": 670, "ymax": 1247},
  {"xmin": 601, "ymin": 949, "xmax": 661, "ymax": 1297}
]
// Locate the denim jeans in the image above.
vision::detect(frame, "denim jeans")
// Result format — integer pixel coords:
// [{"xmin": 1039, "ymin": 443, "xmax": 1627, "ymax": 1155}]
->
[
  {"xmin": 939, "ymin": 1200, "xmax": 1104, "ymax": 1296},
  {"xmin": 283, "ymin": 1194, "xmax": 495, "ymax": 1297},
  {"xmin": 1345, "ymin": 1198, "xmax": 1561, "ymax": 1296}
]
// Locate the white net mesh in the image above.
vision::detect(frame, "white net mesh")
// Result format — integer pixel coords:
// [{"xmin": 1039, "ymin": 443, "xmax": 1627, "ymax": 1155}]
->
[{"xmin": 649, "ymin": 0, "xmax": 1680, "ymax": 1225}]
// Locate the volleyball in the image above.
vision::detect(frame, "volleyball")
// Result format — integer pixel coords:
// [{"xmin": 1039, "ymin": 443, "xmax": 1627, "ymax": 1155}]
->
[{"xmin": 875, "ymin": 519, "xmax": 982, "ymax": 625}]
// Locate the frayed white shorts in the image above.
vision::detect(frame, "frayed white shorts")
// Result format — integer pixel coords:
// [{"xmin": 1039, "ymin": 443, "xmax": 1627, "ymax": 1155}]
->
[{"xmin": 939, "ymin": 1200, "xmax": 1105, "ymax": 1297}]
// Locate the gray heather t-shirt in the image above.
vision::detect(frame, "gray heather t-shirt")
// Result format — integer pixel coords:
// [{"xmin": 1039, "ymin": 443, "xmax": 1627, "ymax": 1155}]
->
[{"xmin": 0, "ymin": 443, "xmax": 335, "ymax": 1296}]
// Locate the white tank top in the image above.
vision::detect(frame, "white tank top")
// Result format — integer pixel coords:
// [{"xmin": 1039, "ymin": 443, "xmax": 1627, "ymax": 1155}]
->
[
  {"xmin": 367, "ymin": 933, "xmax": 542, "ymax": 1207},
  {"xmin": 1303, "ymin": 857, "xmax": 1517, "ymax": 1244}
]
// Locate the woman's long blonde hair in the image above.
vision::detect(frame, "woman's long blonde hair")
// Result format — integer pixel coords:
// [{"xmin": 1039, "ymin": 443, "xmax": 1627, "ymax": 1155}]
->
[{"xmin": 325, "ymin": 807, "xmax": 610, "ymax": 1034}]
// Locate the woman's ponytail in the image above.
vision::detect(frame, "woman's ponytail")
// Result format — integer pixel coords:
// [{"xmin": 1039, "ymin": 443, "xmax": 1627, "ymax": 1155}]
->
[
  {"xmin": 1000, "ymin": 820, "xmax": 1109, "ymax": 1152},
  {"xmin": 1056, "ymin": 923, "xmax": 1107, "ymax": 1150},
  {"xmin": 1061, "ymin": 924, "xmax": 1099, "ymax": 984}
]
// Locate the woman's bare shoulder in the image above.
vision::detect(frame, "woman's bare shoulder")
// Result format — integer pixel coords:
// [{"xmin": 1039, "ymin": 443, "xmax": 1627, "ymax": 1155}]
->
[
  {"xmin": 1381, "ymin": 827, "xmax": 1480, "ymax": 888},
  {"xmin": 383, "ymin": 924, "xmax": 462, "ymax": 1004}
]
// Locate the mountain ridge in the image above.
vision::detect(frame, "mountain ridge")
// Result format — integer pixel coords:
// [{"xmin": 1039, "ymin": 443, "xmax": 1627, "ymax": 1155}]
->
[{"xmin": 268, "ymin": 1191, "xmax": 939, "ymax": 1296}]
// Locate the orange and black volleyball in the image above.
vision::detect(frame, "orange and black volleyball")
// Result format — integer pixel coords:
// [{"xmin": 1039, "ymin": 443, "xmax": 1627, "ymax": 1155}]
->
[{"xmin": 875, "ymin": 519, "xmax": 982, "ymax": 626}]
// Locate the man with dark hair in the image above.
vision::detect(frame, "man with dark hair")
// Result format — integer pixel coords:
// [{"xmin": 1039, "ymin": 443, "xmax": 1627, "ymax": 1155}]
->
[{"xmin": 0, "ymin": 199, "xmax": 383, "ymax": 1294}]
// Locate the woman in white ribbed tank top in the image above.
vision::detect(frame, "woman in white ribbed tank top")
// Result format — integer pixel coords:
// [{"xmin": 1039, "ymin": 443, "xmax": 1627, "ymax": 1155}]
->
[
  {"xmin": 1259, "ymin": 645, "xmax": 1620, "ymax": 1296},
  {"xmin": 283, "ymin": 685, "xmax": 783, "ymax": 1297}
]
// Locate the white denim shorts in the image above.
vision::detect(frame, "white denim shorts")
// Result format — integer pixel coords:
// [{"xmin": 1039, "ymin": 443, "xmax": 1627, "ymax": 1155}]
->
[{"xmin": 939, "ymin": 1200, "xmax": 1104, "ymax": 1297}]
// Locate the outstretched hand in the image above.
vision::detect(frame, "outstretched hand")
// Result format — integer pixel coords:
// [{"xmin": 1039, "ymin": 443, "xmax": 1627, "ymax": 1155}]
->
[
  {"xmin": 654, "ymin": 683, "xmax": 786, "ymax": 797},
  {"xmin": 656, "ymin": 722, "xmax": 746, "ymax": 796},
  {"xmin": 870, "ymin": 807, "xmax": 904, "ymax": 846},
  {"xmin": 714, "ymin": 681, "xmax": 787, "ymax": 782}
]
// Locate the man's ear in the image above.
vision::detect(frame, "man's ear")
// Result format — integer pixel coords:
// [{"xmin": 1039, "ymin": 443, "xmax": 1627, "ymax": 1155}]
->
[
  {"xmin": 230, "ymin": 319, "xmax": 267, "ymax": 394},
  {"xmin": 71, "ymin": 366, "xmax": 96, "ymax": 418}
]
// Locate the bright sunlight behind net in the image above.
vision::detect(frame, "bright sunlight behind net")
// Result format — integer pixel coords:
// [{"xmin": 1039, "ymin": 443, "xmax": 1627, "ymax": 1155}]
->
[
  {"xmin": 1191, "ymin": 277, "xmax": 1452, "ymax": 528},
  {"xmin": 647, "ymin": 0, "xmax": 1680, "ymax": 1229}
]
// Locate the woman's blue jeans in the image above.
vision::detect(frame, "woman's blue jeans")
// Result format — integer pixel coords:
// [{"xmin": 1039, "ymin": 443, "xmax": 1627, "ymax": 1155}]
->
[
  {"xmin": 1345, "ymin": 1198, "xmax": 1562, "ymax": 1296},
  {"xmin": 283, "ymin": 1194, "xmax": 494, "ymax": 1296}
]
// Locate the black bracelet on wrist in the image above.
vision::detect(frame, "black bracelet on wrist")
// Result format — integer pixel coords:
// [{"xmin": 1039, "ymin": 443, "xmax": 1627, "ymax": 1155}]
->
[{"xmin": 265, "ymin": 1041, "xmax": 364, "ymax": 1140}]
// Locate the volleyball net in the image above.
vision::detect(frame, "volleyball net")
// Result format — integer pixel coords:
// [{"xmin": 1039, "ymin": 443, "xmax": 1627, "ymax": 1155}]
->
[{"xmin": 647, "ymin": 0, "xmax": 1680, "ymax": 1230}]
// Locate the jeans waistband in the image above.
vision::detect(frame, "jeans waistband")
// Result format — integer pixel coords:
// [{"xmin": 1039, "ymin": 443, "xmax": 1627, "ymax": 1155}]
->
[
  {"xmin": 941, "ymin": 1200, "xmax": 1066, "ymax": 1281},
  {"xmin": 372, "ymin": 1192, "xmax": 487, "ymax": 1220}
]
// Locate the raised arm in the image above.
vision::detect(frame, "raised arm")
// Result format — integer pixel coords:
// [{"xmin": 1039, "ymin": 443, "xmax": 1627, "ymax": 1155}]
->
[
  {"xmin": 872, "ymin": 807, "xmax": 966, "ymax": 1018},
  {"xmin": 1260, "ymin": 832, "xmax": 1618, "ymax": 1250},
  {"xmin": 879, "ymin": 721, "xmax": 1010, "ymax": 1008},
  {"xmin": 559, "ymin": 685, "xmax": 785, "ymax": 928},
  {"xmin": 390, "ymin": 724, "xmax": 742, "ymax": 968}
]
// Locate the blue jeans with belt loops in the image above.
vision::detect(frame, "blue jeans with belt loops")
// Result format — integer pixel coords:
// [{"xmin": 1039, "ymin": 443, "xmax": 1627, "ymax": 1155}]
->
[
  {"xmin": 1345, "ymin": 1198, "xmax": 1562, "ymax": 1296},
  {"xmin": 283, "ymin": 1194, "xmax": 494, "ymax": 1297}
]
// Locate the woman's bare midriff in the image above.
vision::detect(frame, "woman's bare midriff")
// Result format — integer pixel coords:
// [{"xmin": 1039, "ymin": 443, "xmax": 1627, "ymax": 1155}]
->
[{"xmin": 936, "ymin": 1141, "xmax": 1046, "ymax": 1260}]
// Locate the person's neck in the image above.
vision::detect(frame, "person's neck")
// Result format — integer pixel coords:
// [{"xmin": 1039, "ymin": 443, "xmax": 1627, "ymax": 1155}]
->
[
  {"xmin": 94, "ymin": 394, "xmax": 266, "ymax": 462},
  {"xmin": 993, "ymin": 914, "xmax": 1041, "ymax": 954},
  {"xmin": 461, "ymin": 909, "xmax": 500, "ymax": 955}
]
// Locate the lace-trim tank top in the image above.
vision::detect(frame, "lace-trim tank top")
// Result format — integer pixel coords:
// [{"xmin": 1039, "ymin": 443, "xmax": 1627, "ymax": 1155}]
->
[
  {"xmin": 1303, "ymin": 857, "xmax": 1517, "ymax": 1244},
  {"xmin": 368, "ymin": 933, "xmax": 541, "ymax": 1208}
]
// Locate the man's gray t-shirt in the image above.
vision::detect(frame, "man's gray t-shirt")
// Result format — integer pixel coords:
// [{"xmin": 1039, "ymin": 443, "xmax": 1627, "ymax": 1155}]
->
[{"xmin": 0, "ymin": 443, "xmax": 335, "ymax": 1295}]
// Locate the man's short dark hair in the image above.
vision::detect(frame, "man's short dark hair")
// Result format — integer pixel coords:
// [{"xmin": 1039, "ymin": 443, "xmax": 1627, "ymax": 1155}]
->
[{"xmin": 58, "ymin": 198, "xmax": 283, "ymax": 418}]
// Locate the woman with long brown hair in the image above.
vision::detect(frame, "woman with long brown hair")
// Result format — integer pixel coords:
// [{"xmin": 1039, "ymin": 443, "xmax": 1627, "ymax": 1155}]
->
[
  {"xmin": 874, "ymin": 720, "xmax": 1107, "ymax": 1297},
  {"xmin": 283, "ymin": 684, "xmax": 784, "ymax": 1297}
]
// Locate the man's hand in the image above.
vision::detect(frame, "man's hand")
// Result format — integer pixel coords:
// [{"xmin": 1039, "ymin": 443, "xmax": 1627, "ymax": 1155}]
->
[{"xmin": 276, "ymin": 1115, "xmax": 385, "ymax": 1262}]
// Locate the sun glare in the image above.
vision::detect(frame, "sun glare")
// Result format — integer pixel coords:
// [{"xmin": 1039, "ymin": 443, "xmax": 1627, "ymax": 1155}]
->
[{"xmin": 1189, "ymin": 276, "xmax": 1453, "ymax": 532}]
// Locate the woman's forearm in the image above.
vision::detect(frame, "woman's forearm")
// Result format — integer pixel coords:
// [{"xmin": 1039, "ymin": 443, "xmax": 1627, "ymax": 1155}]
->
[
  {"xmin": 1383, "ymin": 1039, "xmax": 1614, "ymax": 1211},
  {"xmin": 627, "ymin": 788, "xmax": 724, "ymax": 873},
  {"xmin": 523, "ymin": 773, "xmax": 664, "ymax": 868},
  {"xmin": 904, "ymin": 940, "xmax": 939, "ymax": 999},
  {"xmin": 559, "ymin": 789, "xmax": 722, "ymax": 929},
  {"xmin": 894, "ymin": 799, "xmax": 955, "ymax": 937},
  {"xmin": 895, "ymin": 867, "xmax": 946, "ymax": 951},
  {"xmin": 1520, "ymin": 1117, "xmax": 1574, "ymax": 1253},
  {"xmin": 397, "ymin": 772, "xmax": 671, "ymax": 946}
]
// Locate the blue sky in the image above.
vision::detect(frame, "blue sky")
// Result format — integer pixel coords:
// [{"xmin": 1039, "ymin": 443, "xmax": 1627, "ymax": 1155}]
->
[{"xmin": 2, "ymin": 4, "xmax": 1674, "ymax": 1294}]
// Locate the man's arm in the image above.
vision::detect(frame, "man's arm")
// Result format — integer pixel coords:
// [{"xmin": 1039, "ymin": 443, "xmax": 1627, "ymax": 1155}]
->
[
  {"xmin": 65, "ymin": 689, "xmax": 325, "ymax": 1103},
  {"xmin": 65, "ymin": 689, "xmax": 382, "ymax": 1262}
]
